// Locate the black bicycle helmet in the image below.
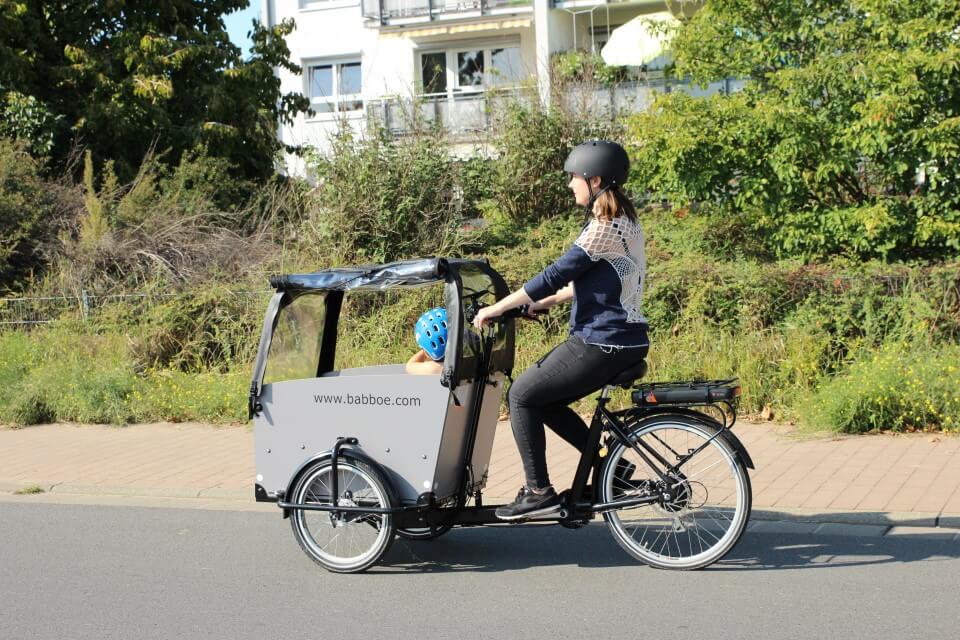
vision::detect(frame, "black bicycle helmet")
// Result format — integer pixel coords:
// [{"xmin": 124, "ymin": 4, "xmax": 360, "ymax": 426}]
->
[{"xmin": 563, "ymin": 140, "xmax": 630, "ymax": 187}]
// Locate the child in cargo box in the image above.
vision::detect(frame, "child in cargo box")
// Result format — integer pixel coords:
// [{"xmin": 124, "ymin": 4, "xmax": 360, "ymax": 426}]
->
[{"xmin": 405, "ymin": 307, "xmax": 446, "ymax": 375}]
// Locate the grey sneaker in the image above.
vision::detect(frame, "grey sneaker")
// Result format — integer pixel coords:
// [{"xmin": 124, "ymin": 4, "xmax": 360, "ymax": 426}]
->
[{"xmin": 495, "ymin": 486, "xmax": 561, "ymax": 520}]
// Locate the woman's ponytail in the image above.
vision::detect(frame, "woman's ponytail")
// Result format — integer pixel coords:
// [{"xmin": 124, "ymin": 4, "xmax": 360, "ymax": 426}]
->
[{"xmin": 592, "ymin": 187, "xmax": 638, "ymax": 222}]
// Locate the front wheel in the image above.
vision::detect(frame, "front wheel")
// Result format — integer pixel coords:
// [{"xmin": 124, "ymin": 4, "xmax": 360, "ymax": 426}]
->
[
  {"xmin": 289, "ymin": 458, "xmax": 396, "ymax": 573},
  {"xmin": 599, "ymin": 415, "xmax": 751, "ymax": 570}
]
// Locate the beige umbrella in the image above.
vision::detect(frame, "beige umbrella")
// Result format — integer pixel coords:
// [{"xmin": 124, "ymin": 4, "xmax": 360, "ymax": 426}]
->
[{"xmin": 600, "ymin": 11, "xmax": 680, "ymax": 67}]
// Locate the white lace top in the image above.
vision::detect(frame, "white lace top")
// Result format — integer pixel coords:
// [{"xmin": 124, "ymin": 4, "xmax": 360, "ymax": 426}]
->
[
  {"xmin": 574, "ymin": 216, "xmax": 647, "ymax": 324},
  {"xmin": 523, "ymin": 214, "xmax": 648, "ymax": 347}
]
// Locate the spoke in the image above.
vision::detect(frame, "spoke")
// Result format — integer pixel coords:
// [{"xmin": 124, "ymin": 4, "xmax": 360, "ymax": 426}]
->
[
  {"xmin": 690, "ymin": 510, "xmax": 705, "ymax": 555},
  {"xmin": 347, "ymin": 521, "xmax": 359, "ymax": 557},
  {"xmin": 645, "ymin": 430, "xmax": 683, "ymax": 461},
  {"xmin": 658, "ymin": 527, "xmax": 671, "ymax": 557},
  {"xmin": 646, "ymin": 526, "xmax": 666, "ymax": 555},
  {"xmin": 694, "ymin": 522, "xmax": 722, "ymax": 544},
  {"xmin": 343, "ymin": 469, "xmax": 359, "ymax": 496},
  {"xmin": 704, "ymin": 506, "xmax": 734, "ymax": 524},
  {"xmin": 673, "ymin": 456, "xmax": 726, "ymax": 487},
  {"xmin": 318, "ymin": 472, "xmax": 331, "ymax": 496},
  {"xmin": 323, "ymin": 529, "xmax": 343, "ymax": 551}
]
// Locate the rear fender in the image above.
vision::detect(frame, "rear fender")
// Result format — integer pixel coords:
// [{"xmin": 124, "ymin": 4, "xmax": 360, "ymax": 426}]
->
[{"xmin": 617, "ymin": 408, "xmax": 755, "ymax": 470}]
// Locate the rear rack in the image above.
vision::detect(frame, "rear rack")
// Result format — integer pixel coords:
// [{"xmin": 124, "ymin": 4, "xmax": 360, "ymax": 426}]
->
[{"xmin": 631, "ymin": 378, "xmax": 741, "ymax": 406}]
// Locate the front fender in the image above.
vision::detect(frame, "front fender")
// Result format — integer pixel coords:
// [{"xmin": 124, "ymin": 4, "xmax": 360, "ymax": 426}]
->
[{"xmin": 281, "ymin": 445, "xmax": 393, "ymax": 519}]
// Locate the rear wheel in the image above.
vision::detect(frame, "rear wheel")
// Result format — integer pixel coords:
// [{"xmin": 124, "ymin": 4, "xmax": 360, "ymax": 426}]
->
[
  {"xmin": 289, "ymin": 458, "xmax": 396, "ymax": 573},
  {"xmin": 599, "ymin": 415, "xmax": 751, "ymax": 570}
]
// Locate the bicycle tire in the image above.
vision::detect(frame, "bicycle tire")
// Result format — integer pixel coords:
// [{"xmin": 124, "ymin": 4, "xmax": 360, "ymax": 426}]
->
[
  {"xmin": 599, "ymin": 414, "xmax": 751, "ymax": 570},
  {"xmin": 289, "ymin": 458, "xmax": 396, "ymax": 573}
]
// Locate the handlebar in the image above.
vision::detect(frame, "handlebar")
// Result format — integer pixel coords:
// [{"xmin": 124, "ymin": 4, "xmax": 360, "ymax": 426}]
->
[
  {"xmin": 464, "ymin": 303, "xmax": 540, "ymax": 326},
  {"xmin": 497, "ymin": 305, "xmax": 536, "ymax": 321}
]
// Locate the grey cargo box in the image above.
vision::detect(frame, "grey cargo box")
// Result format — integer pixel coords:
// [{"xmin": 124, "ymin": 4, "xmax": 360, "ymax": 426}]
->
[
  {"xmin": 249, "ymin": 258, "xmax": 515, "ymax": 506},
  {"xmin": 254, "ymin": 365, "xmax": 503, "ymax": 504}
]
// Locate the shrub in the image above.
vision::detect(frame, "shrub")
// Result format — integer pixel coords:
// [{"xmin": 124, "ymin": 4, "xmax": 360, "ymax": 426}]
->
[
  {"xmin": 88, "ymin": 286, "xmax": 268, "ymax": 372},
  {"xmin": 0, "ymin": 139, "xmax": 56, "ymax": 291},
  {"xmin": 131, "ymin": 369, "xmax": 247, "ymax": 423},
  {"xmin": 0, "ymin": 326, "xmax": 135, "ymax": 425},
  {"xmin": 305, "ymin": 123, "xmax": 469, "ymax": 263},
  {"xmin": 0, "ymin": 325, "xmax": 250, "ymax": 425},
  {"xmin": 52, "ymin": 149, "xmax": 284, "ymax": 293},
  {"xmin": 803, "ymin": 343, "xmax": 960, "ymax": 433},
  {"xmin": 0, "ymin": 90, "xmax": 61, "ymax": 155},
  {"xmin": 552, "ymin": 51, "xmax": 628, "ymax": 87},
  {"xmin": 488, "ymin": 99, "xmax": 619, "ymax": 226}
]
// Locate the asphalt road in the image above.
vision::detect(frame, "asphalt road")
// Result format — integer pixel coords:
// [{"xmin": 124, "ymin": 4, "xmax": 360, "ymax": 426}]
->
[{"xmin": 1, "ymin": 502, "xmax": 958, "ymax": 640}]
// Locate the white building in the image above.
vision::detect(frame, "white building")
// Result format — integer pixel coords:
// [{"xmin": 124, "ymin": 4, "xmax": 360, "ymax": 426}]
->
[{"xmin": 262, "ymin": 0, "xmax": 726, "ymax": 176}]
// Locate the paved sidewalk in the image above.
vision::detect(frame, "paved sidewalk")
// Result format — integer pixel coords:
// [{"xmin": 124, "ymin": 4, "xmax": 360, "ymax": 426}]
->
[{"xmin": 1, "ymin": 420, "xmax": 959, "ymax": 527}]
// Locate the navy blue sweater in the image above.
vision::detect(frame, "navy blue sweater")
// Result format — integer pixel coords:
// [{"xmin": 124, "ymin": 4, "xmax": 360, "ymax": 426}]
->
[{"xmin": 523, "ymin": 242, "xmax": 648, "ymax": 348}]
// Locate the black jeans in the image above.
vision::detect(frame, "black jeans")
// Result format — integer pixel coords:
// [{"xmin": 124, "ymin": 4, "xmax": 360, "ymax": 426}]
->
[{"xmin": 506, "ymin": 335, "xmax": 649, "ymax": 491}]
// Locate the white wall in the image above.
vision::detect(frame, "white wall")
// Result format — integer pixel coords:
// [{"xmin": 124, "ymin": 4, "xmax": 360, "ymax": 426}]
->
[
  {"xmin": 270, "ymin": 0, "xmax": 375, "ymax": 175},
  {"xmin": 269, "ymin": 0, "xmax": 694, "ymax": 176}
]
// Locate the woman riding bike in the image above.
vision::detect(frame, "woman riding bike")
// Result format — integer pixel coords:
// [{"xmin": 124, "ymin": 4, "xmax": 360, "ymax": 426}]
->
[{"xmin": 473, "ymin": 140, "xmax": 649, "ymax": 520}]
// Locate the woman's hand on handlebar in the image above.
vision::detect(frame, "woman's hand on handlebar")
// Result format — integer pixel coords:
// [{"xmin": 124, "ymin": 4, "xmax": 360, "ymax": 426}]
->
[
  {"xmin": 472, "ymin": 305, "xmax": 502, "ymax": 330},
  {"xmin": 473, "ymin": 304, "xmax": 542, "ymax": 331},
  {"xmin": 525, "ymin": 301, "xmax": 548, "ymax": 318},
  {"xmin": 473, "ymin": 288, "xmax": 536, "ymax": 330}
]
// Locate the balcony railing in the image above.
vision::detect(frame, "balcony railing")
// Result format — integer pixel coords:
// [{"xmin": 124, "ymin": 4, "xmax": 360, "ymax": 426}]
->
[
  {"xmin": 367, "ymin": 91, "xmax": 529, "ymax": 136},
  {"xmin": 365, "ymin": 78, "xmax": 740, "ymax": 136},
  {"xmin": 561, "ymin": 77, "xmax": 737, "ymax": 117},
  {"xmin": 361, "ymin": 0, "xmax": 532, "ymax": 22}
]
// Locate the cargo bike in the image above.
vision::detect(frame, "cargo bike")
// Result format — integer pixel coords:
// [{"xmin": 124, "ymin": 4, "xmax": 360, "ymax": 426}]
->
[{"xmin": 249, "ymin": 258, "xmax": 754, "ymax": 573}]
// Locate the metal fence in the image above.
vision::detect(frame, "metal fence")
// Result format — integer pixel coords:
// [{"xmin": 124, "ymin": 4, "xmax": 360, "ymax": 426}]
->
[{"xmin": 0, "ymin": 290, "xmax": 273, "ymax": 329}]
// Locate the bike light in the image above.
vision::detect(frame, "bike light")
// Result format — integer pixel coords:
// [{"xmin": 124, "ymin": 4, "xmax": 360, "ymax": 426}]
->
[{"xmin": 733, "ymin": 386, "xmax": 742, "ymax": 397}]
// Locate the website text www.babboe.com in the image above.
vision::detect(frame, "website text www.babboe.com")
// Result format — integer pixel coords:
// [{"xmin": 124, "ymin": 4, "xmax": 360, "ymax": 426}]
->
[{"xmin": 313, "ymin": 393, "xmax": 422, "ymax": 407}]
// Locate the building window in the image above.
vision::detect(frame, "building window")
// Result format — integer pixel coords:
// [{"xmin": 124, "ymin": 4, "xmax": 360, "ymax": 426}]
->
[
  {"xmin": 307, "ymin": 60, "xmax": 362, "ymax": 114},
  {"xmin": 456, "ymin": 50, "xmax": 484, "ymax": 90},
  {"xmin": 421, "ymin": 52, "xmax": 447, "ymax": 96},
  {"xmin": 420, "ymin": 44, "xmax": 525, "ymax": 98},
  {"xmin": 489, "ymin": 47, "xmax": 523, "ymax": 87}
]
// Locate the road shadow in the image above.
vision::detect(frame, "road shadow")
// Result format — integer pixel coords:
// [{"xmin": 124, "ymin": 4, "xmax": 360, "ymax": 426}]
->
[{"xmin": 377, "ymin": 522, "xmax": 960, "ymax": 574}]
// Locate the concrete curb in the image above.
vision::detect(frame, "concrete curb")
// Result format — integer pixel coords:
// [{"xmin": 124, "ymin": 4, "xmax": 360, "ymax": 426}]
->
[
  {"xmin": 750, "ymin": 508, "xmax": 948, "ymax": 529},
  {"xmin": 3, "ymin": 480, "xmax": 959, "ymax": 530},
  {"xmin": 0, "ymin": 480, "xmax": 249, "ymax": 502}
]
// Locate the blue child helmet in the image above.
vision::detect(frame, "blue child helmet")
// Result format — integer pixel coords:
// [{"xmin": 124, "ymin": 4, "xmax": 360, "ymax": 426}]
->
[{"xmin": 415, "ymin": 307, "xmax": 448, "ymax": 361}]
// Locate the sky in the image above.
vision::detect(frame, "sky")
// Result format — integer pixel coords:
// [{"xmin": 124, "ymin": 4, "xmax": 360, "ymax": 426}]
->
[{"xmin": 224, "ymin": 0, "xmax": 262, "ymax": 58}]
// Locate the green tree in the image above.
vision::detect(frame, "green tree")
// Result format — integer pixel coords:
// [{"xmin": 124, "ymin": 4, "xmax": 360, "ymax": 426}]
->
[
  {"xmin": 0, "ymin": 1, "xmax": 308, "ymax": 181},
  {"xmin": 628, "ymin": 0, "xmax": 960, "ymax": 261},
  {"xmin": 0, "ymin": 139, "xmax": 54, "ymax": 291}
]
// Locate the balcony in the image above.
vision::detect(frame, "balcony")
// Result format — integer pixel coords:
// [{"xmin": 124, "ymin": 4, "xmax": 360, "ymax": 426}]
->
[
  {"xmin": 367, "ymin": 77, "xmax": 739, "ymax": 136},
  {"xmin": 367, "ymin": 91, "xmax": 528, "ymax": 136},
  {"xmin": 361, "ymin": 0, "xmax": 532, "ymax": 24}
]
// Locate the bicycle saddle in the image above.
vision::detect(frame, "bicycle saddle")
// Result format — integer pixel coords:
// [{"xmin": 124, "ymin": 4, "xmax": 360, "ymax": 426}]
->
[{"xmin": 608, "ymin": 360, "xmax": 648, "ymax": 388}]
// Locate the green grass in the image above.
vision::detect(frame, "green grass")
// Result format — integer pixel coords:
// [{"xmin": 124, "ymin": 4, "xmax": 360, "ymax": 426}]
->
[
  {"xmin": 801, "ymin": 342, "xmax": 960, "ymax": 433},
  {"xmin": 0, "ymin": 326, "xmax": 249, "ymax": 425},
  {"xmin": 2, "ymin": 212, "xmax": 958, "ymax": 433},
  {"xmin": 13, "ymin": 484, "xmax": 45, "ymax": 495}
]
